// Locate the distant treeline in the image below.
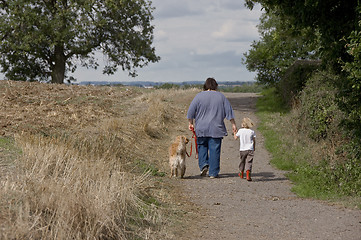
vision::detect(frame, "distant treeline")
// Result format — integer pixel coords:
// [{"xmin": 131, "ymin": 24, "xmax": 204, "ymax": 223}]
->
[
  {"xmin": 79, "ymin": 80, "xmax": 257, "ymax": 87},
  {"xmin": 155, "ymin": 81, "xmax": 263, "ymax": 93}
]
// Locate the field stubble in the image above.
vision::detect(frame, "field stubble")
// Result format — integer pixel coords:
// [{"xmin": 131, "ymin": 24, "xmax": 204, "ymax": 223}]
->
[{"xmin": 0, "ymin": 80, "xmax": 198, "ymax": 239}]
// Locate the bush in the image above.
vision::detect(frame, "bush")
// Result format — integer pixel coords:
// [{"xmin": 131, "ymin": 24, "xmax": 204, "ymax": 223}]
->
[
  {"xmin": 278, "ymin": 59, "xmax": 321, "ymax": 106},
  {"xmin": 257, "ymin": 85, "xmax": 360, "ymax": 207},
  {"xmin": 296, "ymin": 71, "xmax": 343, "ymax": 141}
]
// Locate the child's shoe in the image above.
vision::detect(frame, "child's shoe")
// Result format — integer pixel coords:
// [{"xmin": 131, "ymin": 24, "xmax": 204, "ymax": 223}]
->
[
  {"xmin": 238, "ymin": 171, "xmax": 244, "ymax": 179},
  {"xmin": 246, "ymin": 170, "xmax": 252, "ymax": 181}
]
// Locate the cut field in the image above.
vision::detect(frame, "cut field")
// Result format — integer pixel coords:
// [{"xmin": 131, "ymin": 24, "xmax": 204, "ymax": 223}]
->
[{"xmin": 0, "ymin": 80, "xmax": 197, "ymax": 239}]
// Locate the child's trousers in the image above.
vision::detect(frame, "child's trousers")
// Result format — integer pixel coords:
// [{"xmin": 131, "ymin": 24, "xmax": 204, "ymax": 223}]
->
[{"xmin": 239, "ymin": 150, "xmax": 254, "ymax": 172}]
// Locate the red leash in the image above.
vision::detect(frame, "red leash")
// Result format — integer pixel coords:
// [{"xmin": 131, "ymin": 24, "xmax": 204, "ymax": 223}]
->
[{"xmin": 186, "ymin": 128, "xmax": 198, "ymax": 159}]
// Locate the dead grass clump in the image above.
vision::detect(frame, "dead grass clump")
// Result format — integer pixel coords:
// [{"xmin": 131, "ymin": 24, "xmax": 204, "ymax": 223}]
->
[
  {"xmin": 0, "ymin": 130, "xmax": 160, "ymax": 239},
  {"xmin": 143, "ymin": 98, "xmax": 173, "ymax": 139},
  {"xmin": 138, "ymin": 88, "xmax": 197, "ymax": 140}
]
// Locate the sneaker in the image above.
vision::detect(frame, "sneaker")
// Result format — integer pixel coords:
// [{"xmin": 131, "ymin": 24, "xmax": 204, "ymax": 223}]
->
[
  {"xmin": 209, "ymin": 175, "xmax": 219, "ymax": 179},
  {"xmin": 200, "ymin": 166, "xmax": 209, "ymax": 177}
]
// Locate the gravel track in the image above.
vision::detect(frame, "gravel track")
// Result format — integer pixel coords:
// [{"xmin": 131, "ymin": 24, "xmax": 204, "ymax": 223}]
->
[{"xmin": 178, "ymin": 92, "xmax": 361, "ymax": 240}]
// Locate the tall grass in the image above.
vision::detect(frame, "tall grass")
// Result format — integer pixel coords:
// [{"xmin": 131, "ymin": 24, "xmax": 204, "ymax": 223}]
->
[
  {"xmin": 0, "ymin": 87, "xmax": 198, "ymax": 239},
  {"xmin": 1, "ymin": 124, "xmax": 156, "ymax": 239}
]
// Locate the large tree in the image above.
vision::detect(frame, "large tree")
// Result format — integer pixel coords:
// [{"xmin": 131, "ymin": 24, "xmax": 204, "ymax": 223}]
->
[
  {"xmin": 0, "ymin": 0, "xmax": 160, "ymax": 83},
  {"xmin": 245, "ymin": 0, "xmax": 359, "ymax": 70},
  {"xmin": 243, "ymin": 10, "xmax": 319, "ymax": 86}
]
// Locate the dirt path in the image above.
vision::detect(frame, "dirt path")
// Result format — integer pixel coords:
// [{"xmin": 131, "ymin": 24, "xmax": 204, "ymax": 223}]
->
[{"xmin": 178, "ymin": 92, "xmax": 361, "ymax": 240}]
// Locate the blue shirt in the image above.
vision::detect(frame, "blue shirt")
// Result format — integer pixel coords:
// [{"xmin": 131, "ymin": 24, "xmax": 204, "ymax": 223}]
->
[{"xmin": 187, "ymin": 91, "xmax": 235, "ymax": 138}]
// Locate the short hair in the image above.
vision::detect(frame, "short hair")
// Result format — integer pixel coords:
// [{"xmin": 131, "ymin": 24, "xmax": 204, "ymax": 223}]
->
[
  {"xmin": 241, "ymin": 117, "xmax": 254, "ymax": 128},
  {"xmin": 203, "ymin": 77, "xmax": 218, "ymax": 91}
]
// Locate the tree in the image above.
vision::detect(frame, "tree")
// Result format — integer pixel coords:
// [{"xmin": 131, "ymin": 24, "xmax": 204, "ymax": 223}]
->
[
  {"xmin": 340, "ymin": 20, "xmax": 361, "ymax": 140},
  {"xmin": 245, "ymin": 0, "xmax": 361, "ymax": 161},
  {"xmin": 0, "ymin": 0, "xmax": 160, "ymax": 83},
  {"xmin": 243, "ymin": 10, "xmax": 319, "ymax": 86},
  {"xmin": 245, "ymin": 0, "xmax": 359, "ymax": 70}
]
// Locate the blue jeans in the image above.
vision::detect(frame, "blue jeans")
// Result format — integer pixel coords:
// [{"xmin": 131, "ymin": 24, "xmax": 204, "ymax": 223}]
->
[{"xmin": 197, "ymin": 137, "xmax": 222, "ymax": 177}]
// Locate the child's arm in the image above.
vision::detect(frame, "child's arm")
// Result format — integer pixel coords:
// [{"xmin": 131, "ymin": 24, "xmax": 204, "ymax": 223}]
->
[{"xmin": 233, "ymin": 129, "xmax": 239, "ymax": 140}]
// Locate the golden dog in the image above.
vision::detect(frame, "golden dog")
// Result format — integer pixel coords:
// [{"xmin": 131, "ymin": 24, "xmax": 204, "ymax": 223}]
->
[{"xmin": 169, "ymin": 135, "xmax": 189, "ymax": 178}]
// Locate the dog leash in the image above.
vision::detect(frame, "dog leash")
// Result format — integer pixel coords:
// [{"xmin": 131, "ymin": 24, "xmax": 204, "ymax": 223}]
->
[{"xmin": 186, "ymin": 127, "xmax": 198, "ymax": 159}]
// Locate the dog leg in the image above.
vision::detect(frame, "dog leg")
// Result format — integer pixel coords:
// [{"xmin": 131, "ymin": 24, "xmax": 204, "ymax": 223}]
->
[
  {"xmin": 170, "ymin": 167, "xmax": 174, "ymax": 178},
  {"xmin": 180, "ymin": 165, "xmax": 186, "ymax": 178}
]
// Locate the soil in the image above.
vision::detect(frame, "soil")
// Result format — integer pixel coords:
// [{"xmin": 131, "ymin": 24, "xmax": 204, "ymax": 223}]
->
[{"xmin": 177, "ymin": 92, "xmax": 361, "ymax": 240}]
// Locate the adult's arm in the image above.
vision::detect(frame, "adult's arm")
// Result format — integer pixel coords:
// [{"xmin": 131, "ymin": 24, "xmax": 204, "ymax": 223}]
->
[{"xmin": 230, "ymin": 118, "xmax": 237, "ymax": 134}]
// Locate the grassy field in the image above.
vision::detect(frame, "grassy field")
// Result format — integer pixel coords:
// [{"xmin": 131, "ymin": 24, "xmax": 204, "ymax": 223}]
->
[{"xmin": 0, "ymin": 80, "xmax": 199, "ymax": 239}]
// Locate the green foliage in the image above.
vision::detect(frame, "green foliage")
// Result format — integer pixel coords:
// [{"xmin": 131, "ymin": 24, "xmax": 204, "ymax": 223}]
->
[
  {"xmin": 0, "ymin": 136, "xmax": 21, "ymax": 164},
  {"xmin": 243, "ymin": 10, "xmax": 320, "ymax": 86},
  {"xmin": 296, "ymin": 71, "xmax": 343, "ymax": 140},
  {"xmin": 256, "ymin": 88, "xmax": 289, "ymax": 113},
  {"xmin": 0, "ymin": 0, "xmax": 159, "ymax": 83},
  {"xmin": 289, "ymin": 157, "xmax": 361, "ymax": 201},
  {"xmin": 246, "ymin": 0, "xmax": 358, "ymax": 69},
  {"xmin": 256, "ymin": 86, "xmax": 360, "ymax": 207},
  {"xmin": 155, "ymin": 83, "xmax": 180, "ymax": 89},
  {"xmin": 278, "ymin": 60, "xmax": 321, "ymax": 105},
  {"xmin": 155, "ymin": 83, "xmax": 203, "ymax": 90},
  {"xmin": 220, "ymin": 83, "xmax": 264, "ymax": 93},
  {"xmin": 256, "ymin": 122, "xmax": 298, "ymax": 171},
  {"xmin": 134, "ymin": 159, "xmax": 166, "ymax": 177},
  {"xmin": 340, "ymin": 21, "xmax": 361, "ymax": 141}
]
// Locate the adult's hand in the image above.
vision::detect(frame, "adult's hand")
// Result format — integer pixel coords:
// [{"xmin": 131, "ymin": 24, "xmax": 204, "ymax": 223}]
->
[{"xmin": 188, "ymin": 119, "xmax": 194, "ymax": 131}]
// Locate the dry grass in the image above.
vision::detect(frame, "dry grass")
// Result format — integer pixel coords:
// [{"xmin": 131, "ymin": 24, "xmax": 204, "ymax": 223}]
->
[{"xmin": 0, "ymin": 80, "xmax": 200, "ymax": 239}]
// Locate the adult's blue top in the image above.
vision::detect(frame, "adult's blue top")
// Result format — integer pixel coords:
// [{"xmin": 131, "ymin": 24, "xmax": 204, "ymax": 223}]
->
[{"xmin": 187, "ymin": 91, "xmax": 235, "ymax": 138}]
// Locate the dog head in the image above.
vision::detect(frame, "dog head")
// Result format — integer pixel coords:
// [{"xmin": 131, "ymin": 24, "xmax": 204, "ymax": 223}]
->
[{"xmin": 176, "ymin": 135, "xmax": 189, "ymax": 144}]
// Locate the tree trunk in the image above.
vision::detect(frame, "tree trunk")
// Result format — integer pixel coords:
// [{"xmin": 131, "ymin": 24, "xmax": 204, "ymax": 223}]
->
[{"xmin": 51, "ymin": 45, "xmax": 66, "ymax": 84}]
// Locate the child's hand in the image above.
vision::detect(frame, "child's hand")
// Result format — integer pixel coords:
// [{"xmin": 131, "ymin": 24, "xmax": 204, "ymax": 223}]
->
[{"xmin": 233, "ymin": 133, "xmax": 238, "ymax": 140}]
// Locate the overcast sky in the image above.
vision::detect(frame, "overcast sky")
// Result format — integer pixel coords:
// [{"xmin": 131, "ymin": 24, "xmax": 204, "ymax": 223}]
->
[
  {"xmin": 74, "ymin": 0, "xmax": 263, "ymax": 83},
  {"xmin": 0, "ymin": 1, "xmax": 262, "ymax": 83}
]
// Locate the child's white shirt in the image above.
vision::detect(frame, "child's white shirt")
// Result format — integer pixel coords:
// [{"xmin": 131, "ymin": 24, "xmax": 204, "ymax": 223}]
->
[{"xmin": 236, "ymin": 128, "xmax": 256, "ymax": 151}]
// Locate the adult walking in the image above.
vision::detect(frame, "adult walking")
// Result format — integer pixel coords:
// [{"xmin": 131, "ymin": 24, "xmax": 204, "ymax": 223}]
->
[{"xmin": 187, "ymin": 77, "xmax": 237, "ymax": 178}]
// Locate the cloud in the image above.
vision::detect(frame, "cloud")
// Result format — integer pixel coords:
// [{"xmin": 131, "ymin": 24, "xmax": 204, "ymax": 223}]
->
[
  {"xmin": 191, "ymin": 51, "xmax": 243, "ymax": 68},
  {"xmin": 75, "ymin": 0, "xmax": 264, "ymax": 83},
  {"xmin": 153, "ymin": 0, "xmax": 203, "ymax": 19},
  {"xmin": 154, "ymin": 29, "xmax": 168, "ymax": 42},
  {"xmin": 212, "ymin": 20, "xmax": 235, "ymax": 39}
]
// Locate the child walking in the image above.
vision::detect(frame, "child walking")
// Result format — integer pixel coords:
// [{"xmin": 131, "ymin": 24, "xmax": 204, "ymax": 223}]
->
[{"xmin": 234, "ymin": 117, "xmax": 256, "ymax": 181}]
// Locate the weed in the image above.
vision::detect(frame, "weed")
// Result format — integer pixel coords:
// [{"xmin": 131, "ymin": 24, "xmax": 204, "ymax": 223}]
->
[{"xmin": 135, "ymin": 159, "xmax": 167, "ymax": 177}]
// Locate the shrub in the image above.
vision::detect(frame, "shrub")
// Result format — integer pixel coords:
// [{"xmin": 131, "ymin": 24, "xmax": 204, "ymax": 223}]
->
[
  {"xmin": 257, "ymin": 85, "xmax": 360, "ymax": 207},
  {"xmin": 278, "ymin": 59, "xmax": 321, "ymax": 106},
  {"xmin": 296, "ymin": 71, "xmax": 343, "ymax": 141}
]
